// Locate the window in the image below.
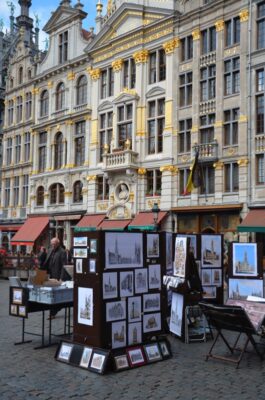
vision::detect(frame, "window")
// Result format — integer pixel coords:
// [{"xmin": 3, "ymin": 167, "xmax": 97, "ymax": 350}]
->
[
  {"xmin": 257, "ymin": 2, "xmax": 265, "ymax": 49},
  {"xmin": 257, "ymin": 69, "xmax": 265, "ymax": 92},
  {"xmin": 24, "ymin": 132, "xmax": 31, "ymax": 162},
  {"xmin": 38, "ymin": 132, "xmax": 47, "ymax": 172},
  {"xmin": 56, "ymin": 82, "xmax": 65, "ymax": 110},
  {"xmin": 123, "ymin": 58, "xmax": 136, "ymax": 89},
  {"xmin": 149, "ymin": 49, "xmax": 166, "ymax": 84},
  {"xmin": 256, "ymin": 69, "xmax": 265, "ymax": 134},
  {"xmin": 16, "ymin": 96, "xmax": 23, "ymax": 123},
  {"xmin": 18, "ymin": 66, "xmax": 23, "ymax": 84},
  {"xmin": 8, "ymin": 100, "xmax": 14, "ymax": 125},
  {"xmin": 76, "ymin": 75, "xmax": 87, "ymax": 105},
  {"xmin": 28, "ymin": 69, "xmax": 32, "ymax": 80},
  {"xmin": 224, "ymin": 163, "xmax": 239, "ymax": 192},
  {"xmin": 146, "ymin": 169, "xmax": 162, "ymax": 196},
  {"xmin": 179, "ymin": 168, "xmax": 190, "ymax": 195},
  {"xmin": 15, "ymin": 136, "xmax": 21, "ymax": 164},
  {"xmin": 50, "ymin": 183, "xmax": 65, "ymax": 204},
  {"xmin": 36, "ymin": 186, "xmax": 44, "ymax": 206},
  {"xmin": 147, "ymin": 98, "xmax": 165, "ymax": 154},
  {"xmin": 225, "ymin": 17, "xmax": 240, "ymax": 47},
  {"xmin": 4, "ymin": 178, "xmax": 10, "ymax": 208},
  {"xmin": 75, "ymin": 121, "xmax": 85, "ymax": 166},
  {"xmin": 6, "ymin": 138, "xmax": 12, "ymax": 165},
  {"xmin": 200, "ymin": 114, "xmax": 215, "ymax": 143},
  {"xmin": 73, "ymin": 181, "xmax": 83, "ymax": 203},
  {"xmin": 200, "ymin": 65, "xmax": 216, "ymax": 101},
  {"xmin": 40, "ymin": 90, "xmax": 49, "ymax": 117},
  {"xmin": 59, "ymin": 31, "xmax": 68, "ymax": 63},
  {"xmin": 99, "ymin": 112, "xmax": 113, "ymax": 161},
  {"xmin": 256, "ymin": 154, "xmax": 265, "ymax": 184},
  {"xmin": 100, "ymin": 67, "xmax": 114, "ymax": 99},
  {"xmin": 179, "ymin": 72, "xmax": 192, "ymax": 107},
  {"xmin": 224, "ymin": 57, "xmax": 240, "ymax": 95},
  {"xmin": 224, "ymin": 108, "xmax": 239, "ymax": 146},
  {"xmin": 180, "ymin": 35, "xmax": 193, "ymax": 62},
  {"xmin": 54, "ymin": 132, "xmax": 64, "ymax": 169},
  {"xmin": 22, "ymin": 175, "xmax": 29, "ymax": 207},
  {"xmin": 13, "ymin": 176, "xmax": 19, "ymax": 207},
  {"xmin": 201, "ymin": 27, "xmax": 216, "ymax": 54},
  {"xmin": 97, "ymin": 176, "xmax": 109, "ymax": 200},
  {"xmin": 179, "ymin": 119, "xmax": 192, "ymax": 153},
  {"xmin": 117, "ymin": 103, "xmax": 133, "ymax": 148},
  {"xmin": 25, "ymin": 92, "xmax": 32, "ymax": 120},
  {"xmin": 200, "ymin": 165, "xmax": 215, "ymax": 194}
]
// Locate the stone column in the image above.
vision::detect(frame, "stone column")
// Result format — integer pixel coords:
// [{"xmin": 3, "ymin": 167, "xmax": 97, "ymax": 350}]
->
[
  {"xmin": 137, "ymin": 168, "xmax": 147, "ymax": 212},
  {"xmin": 86, "ymin": 175, "xmax": 97, "ymax": 213},
  {"xmin": 160, "ymin": 165, "xmax": 178, "ymax": 210},
  {"xmin": 87, "ymin": 67, "xmax": 100, "ymax": 168},
  {"xmin": 46, "ymin": 128, "xmax": 52, "ymax": 171},
  {"xmin": 213, "ymin": 161, "xmax": 224, "ymax": 203}
]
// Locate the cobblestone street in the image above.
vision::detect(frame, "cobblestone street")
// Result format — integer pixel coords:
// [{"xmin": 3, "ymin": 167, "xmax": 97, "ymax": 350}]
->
[{"xmin": 1, "ymin": 279, "xmax": 265, "ymax": 400}]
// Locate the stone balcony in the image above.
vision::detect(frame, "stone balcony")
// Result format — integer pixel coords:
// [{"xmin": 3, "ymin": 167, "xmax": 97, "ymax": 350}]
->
[
  {"xmin": 193, "ymin": 141, "xmax": 218, "ymax": 162},
  {"xmin": 255, "ymin": 134, "xmax": 265, "ymax": 152},
  {"xmin": 102, "ymin": 149, "xmax": 139, "ymax": 172}
]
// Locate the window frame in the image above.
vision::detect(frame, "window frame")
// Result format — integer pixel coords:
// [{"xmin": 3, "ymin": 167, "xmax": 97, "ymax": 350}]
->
[
  {"xmin": 149, "ymin": 49, "xmax": 166, "ymax": 84},
  {"xmin": 224, "ymin": 57, "xmax": 240, "ymax": 96},
  {"xmin": 223, "ymin": 108, "xmax": 239, "ymax": 146},
  {"xmin": 224, "ymin": 162, "xmax": 239, "ymax": 192},
  {"xmin": 40, "ymin": 90, "xmax": 49, "ymax": 117},
  {"xmin": 76, "ymin": 75, "xmax": 87, "ymax": 106},
  {"xmin": 73, "ymin": 181, "xmax": 83, "ymax": 203},
  {"xmin": 147, "ymin": 97, "xmax": 165, "ymax": 154},
  {"xmin": 97, "ymin": 176, "xmax": 109, "ymax": 201},
  {"xmin": 99, "ymin": 111, "xmax": 113, "ymax": 161},
  {"xmin": 74, "ymin": 121, "xmax": 85, "ymax": 166},
  {"xmin": 200, "ymin": 64, "xmax": 216, "ymax": 101},
  {"xmin": 179, "ymin": 71, "xmax": 192, "ymax": 107},
  {"xmin": 146, "ymin": 169, "xmax": 162, "ymax": 196}
]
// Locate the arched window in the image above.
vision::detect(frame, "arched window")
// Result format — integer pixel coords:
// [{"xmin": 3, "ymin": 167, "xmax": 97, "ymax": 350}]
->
[
  {"xmin": 28, "ymin": 69, "xmax": 32, "ymax": 80},
  {"xmin": 10, "ymin": 78, "xmax": 14, "ymax": 89},
  {"xmin": 40, "ymin": 90, "xmax": 49, "ymax": 117},
  {"xmin": 36, "ymin": 186, "xmax": 44, "ymax": 206},
  {"xmin": 50, "ymin": 183, "xmax": 65, "ymax": 204},
  {"xmin": 56, "ymin": 82, "xmax": 65, "ymax": 110},
  {"xmin": 76, "ymin": 75, "xmax": 87, "ymax": 105},
  {"xmin": 54, "ymin": 132, "xmax": 64, "ymax": 169},
  {"xmin": 73, "ymin": 181, "xmax": 83, "ymax": 203},
  {"xmin": 18, "ymin": 66, "xmax": 23, "ymax": 84}
]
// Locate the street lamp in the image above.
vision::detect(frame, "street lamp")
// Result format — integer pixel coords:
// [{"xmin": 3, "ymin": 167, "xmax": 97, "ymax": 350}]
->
[{"xmin": 152, "ymin": 202, "xmax": 160, "ymax": 232}]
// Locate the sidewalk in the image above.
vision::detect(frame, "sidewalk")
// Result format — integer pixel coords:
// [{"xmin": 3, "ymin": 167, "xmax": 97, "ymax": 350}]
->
[{"xmin": 0, "ymin": 279, "xmax": 264, "ymax": 400}]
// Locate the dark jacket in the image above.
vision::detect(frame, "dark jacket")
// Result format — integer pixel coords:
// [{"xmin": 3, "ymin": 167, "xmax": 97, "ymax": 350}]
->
[{"xmin": 43, "ymin": 246, "xmax": 67, "ymax": 280}]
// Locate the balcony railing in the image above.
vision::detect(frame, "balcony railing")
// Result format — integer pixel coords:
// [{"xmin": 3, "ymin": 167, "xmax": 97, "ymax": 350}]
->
[
  {"xmin": 193, "ymin": 141, "xmax": 218, "ymax": 161},
  {"xmin": 255, "ymin": 134, "xmax": 265, "ymax": 152},
  {"xmin": 102, "ymin": 149, "xmax": 138, "ymax": 171},
  {"xmin": 200, "ymin": 51, "xmax": 216, "ymax": 67}
]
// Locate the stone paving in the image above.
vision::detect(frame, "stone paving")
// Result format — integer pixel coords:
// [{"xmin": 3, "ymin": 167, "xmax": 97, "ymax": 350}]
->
[{"xmin": 1, "ymin": 279, "xmax": 265, "ymax": 400}]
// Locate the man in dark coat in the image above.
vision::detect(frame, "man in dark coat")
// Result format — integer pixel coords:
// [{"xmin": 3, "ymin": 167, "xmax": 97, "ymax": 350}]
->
[{"xmin": 44, "ymin": 238, "xmax": 67, "ymax": 280}]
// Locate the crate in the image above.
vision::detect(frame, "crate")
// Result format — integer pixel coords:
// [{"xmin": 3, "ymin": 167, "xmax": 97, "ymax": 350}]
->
[{"xmin": 28, "ymin": 287, "xmax": 73, "ymax": 304}]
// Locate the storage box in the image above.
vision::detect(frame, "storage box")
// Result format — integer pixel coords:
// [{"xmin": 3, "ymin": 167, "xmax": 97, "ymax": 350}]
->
[{"xmin": 28, "ymin": 286, "xmax": 73, "ymax": 304}]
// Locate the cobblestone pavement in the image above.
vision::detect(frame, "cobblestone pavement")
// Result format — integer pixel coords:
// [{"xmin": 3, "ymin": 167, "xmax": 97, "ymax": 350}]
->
[{"xmin": 1, "ymin": 279, "xmax": 265, "ymax": 400}]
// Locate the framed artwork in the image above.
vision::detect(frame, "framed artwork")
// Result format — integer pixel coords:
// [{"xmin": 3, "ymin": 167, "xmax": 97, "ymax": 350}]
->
[
  {"xmin": 174, "ymin": 237, "xmax": 187, "ymax": 278},
  {"xmin": 89, "ymin": 259, "xmax": 96, "ymax": 273},
  {"xmin": 143, "ymin": 312, "xmax": 161, "ymax": 333},
  {"xmin": 147, "ymin": 234, "xmax": 160, "ymax": 258},
  {"xmin": 90, "ymin": 239, "xmax": 97, "ymax": 254},
  {"xmin": 89, "ymin": 350, "xmax": 109, "ymax": 374},
  {"xmin": 170, "ymin": 293, "xmax": 183, "ymax": 337},
  {"xmin": 120, "ymin": 271, "xmax": 134, "ymax": 297},
  {"xmin": 126, "ymin": 346, "xmax": 146, "ymax": 368},
  {"xmin": 135, "ymin": 268, "xmax": 148, "ymax": 294},
  {"xmin": 10, "ymin": 304, "xmax": 17, "ymax": 315},
  {"xmin": 148, "ymin": 264, "xmax": 161, "ymax": 290},
  {"xmin": 228, "ymin": 278, "xmax": 263, "ymax": 300},
  {"xmin": 166, "ymin": 233, "xmax": 173, "ymax": 274},
  {"xmin": 212, "ymin": 269, "xmax": 222, "ymax": 286},
  {"xmin": 158, "ymin": 340, "xmax": 171, "ymax": 359},
  {"xmin": 112, "ymin": 320, "xmax": 127, "ymax": 349},
  {"xmin": 105, "ymin": 232, "xmax": 143, "ymax": 269},
  {"xmin": 106, "ymin": 300, "xmax": 126, "ymax": 322},
  {"xmin": 143, "ymin": 343, "xmax": 162, "ymax": 363},
  {"xmin": 203, "ymin": 286, "xmax": 217, "ymax": 299},
  {"xmin": 12, "ymin": 288, "xmax": 23, "ymax": 305},
  {"xmin": 57, "ymin": 342, "xmax": 74, "ymax": 363},
  {"xmin": 73, "ymin": 248, "xmax": 87, "ymax": 258},
  {"xmin": 79, "ymin": 347, "xmax": 93, "ymax": 369},
  {"xmin": 102, "ymin": 272, "xmax": 118, "ymax": 299},
  {"xmin": 18, "ymin": 306, "xmax": 27, "ymax": 317},
  {"xmin": 73, "ymin": 237, "xmax": 87, "ymax": 247},
  {"xmin": 75, "ymin": 259, "xmax": 83, "ymax": 274},
  {"xmin": 232, "ymin": 243, "xmax": 258, "ymax": 277},
  {"xmin": 128, "ymin": 296, "xmax": 141, "ymax": 322},
  {"xmin": 143, "ymin": 293, "xmax": 160, "ymax": 313},
  {"xmin": 201, "ymin": 269, "xmax": 212, "ymax": 286},
  {"xmin": 201, "ymin": 235, "xmax": 222, "ymax": 268},
  {"xmin": 78, "ymin": 287, "xmax": 93, "ymax": 326},
  {"xmin": 177, "ymin": 234, "xmax": 197, "ymax": 258},
  {"xmin": 128, "ymin": 322, "xmax": 142, "ymax": 345},
  {"xmin": 114, "ymin": 354, "xmax": 129, "ymax": 371}
]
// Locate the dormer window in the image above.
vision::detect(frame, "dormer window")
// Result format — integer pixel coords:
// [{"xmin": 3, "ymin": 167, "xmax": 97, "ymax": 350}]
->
[{"xmin": 59, "ymin": 31, "xmax": 68, "ymax": 64}]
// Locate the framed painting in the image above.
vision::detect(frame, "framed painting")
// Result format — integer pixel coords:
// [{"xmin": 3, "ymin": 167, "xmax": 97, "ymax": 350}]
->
[
  {"xmin": 143, "ymin": 293, "xmax": 160, "ymax": 313},
  {"xmin": 128, "ymin": 296, "xmax": 141, "ymax": 322},
  {"xmin": 102, "ymin": 272, "xmax": 118, "ymax": 300},
  {"xmin": 173, "ymin": 237, "xmax": 187, "ymax": 278},
  {"xmin": 135, "ymin": 268, "xmax": 148, "ymax": 294},
  {"xmin": 106, "ymin": 300, "xmax": 126, "ymax": 322},
  {"xmin": 112, "ymin": 320, "xmax": 127, "ymax": 349},
  {"xmin": 228, "ymin": 278, "xmax": 263, "ymax": 300},
  {"xmin": 114, "ymin": 354, "xmax": 130, "ymax": 371},
  {"xmin": 148, "ymin": 264, "xmax": 161, "ymax": 290},
  {"xmin": 89, "ymin": 259, "xmax": 96, "ymax": 273},
  {"xmin": 166, "ymin": 233, "xmax": 173, "ymax": 274},
  {"xmin": 79, "ymin": 347, "xmax": 93, "ymax": 369},
  {"xmin": 90, "ymin": 239, "xmax": 97, "ymax": 254},
  {"xmin": 12, "ymin": 288, "xmax": 23, "ymax": 305},
  {"xmin": 89, "ymin": 349, "xmax": 109, "ymax": 374},
  {"xmin": 202, "ymin": 286, "xmax": 217, "ymax": 299},
  {"xmin": 18, "ymin": 305, "xmax": 27, "ymax": 317},
  {"xmin": 128, "ymin": 322, "xmax": 142, "ymax": 346},
  {"xmin": 78, "ymin": 287, "xmax": 93, "ymax": 326},
  {"xmin": 75, "ymin": 259, "xmax": 83, "ymax": 274},
  {"xmin": 201, "ymin": 269, "xmax": 212, "ymax": 286},
  {"xmin": 146, "ymin": 234, "xmax": 160, "ymax": 258},
  {"xmin": 73, "ymin": 237, "xmax": 87, "ymax": 247},
  {"xmin": 232, "ymin": 243, "xmax": 258, "ymax": 277},
  {"xmin": 10, "ymin": 304, "xmax": 17, "ymax": 315},
  {"xmin": 143, "ymin": 343, "xmax": 162, "ymax": 363},
  {"xmin": 158, "ymin": 340, "xmax": 171, "ymax": 359},
  {"xmin": 201, "ymin": 235, "xmax": 222, "ymax": 268},
  {"xmin": 73, "ymin": 248, "xmax": 87, "ymax": 258},
  {"xmin": 169, "ymin": 292, "xmax": 183, "ymax": 337},
  {"xmin": 105, "ymin": 232, "xmax": 143, "ymax": 269},
  {"xmin": 120, "ymin": 271, "xmax": 134, "ymax": 297},
  {"xmin": 126, "ymin": 346, "xmax": 146, "ymax": 368},
  {"xmin": 143, "ymin": 312, "xmax": 161, "ymax": 333},
  {"xmin": 212, "ymin": 269, "xmax": 222, "ymax": 286},
  {"xmin": 177, "ymin": 234, "xmax": 198, "ymax": 259},
  {"xmin": 57, "ymin": 342, "xmax": 74, "ymax": 363}
]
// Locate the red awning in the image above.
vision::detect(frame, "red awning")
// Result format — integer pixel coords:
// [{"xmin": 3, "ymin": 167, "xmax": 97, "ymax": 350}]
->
[
  {"xmin": 98, "ymin": 219, "xmax": 132, "ymax": 231},
  {"xmin": 0, "ymin": 225, "xmax": 21, "ymax": 231},
  {"xmin": 237, "ymin": 209, "xmax": 265, "ymax": 233},
  {"xmin": 75, "ymin": 214, "xmax": 105, "ymax": 231},
  {"xmin": 128, "ymin": 211, "xmax": 168, "ymax": 231},
  {"xmin": 11, "ymin": 217, "xmax": 49, "ymax": 245}
]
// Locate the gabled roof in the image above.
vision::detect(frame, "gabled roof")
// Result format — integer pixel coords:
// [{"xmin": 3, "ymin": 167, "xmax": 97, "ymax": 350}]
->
[{"xmin": 43, "ymin": 3, "xmax": 87, "ymax": 34}]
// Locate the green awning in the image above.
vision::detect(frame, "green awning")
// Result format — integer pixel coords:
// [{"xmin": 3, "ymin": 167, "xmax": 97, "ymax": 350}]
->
[{"xmin": 237, "ymin": 209, "xmax": 265, "ymax": 233}]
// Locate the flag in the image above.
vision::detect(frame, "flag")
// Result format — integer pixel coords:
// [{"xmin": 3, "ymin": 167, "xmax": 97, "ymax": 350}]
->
[{"xmin": 183, "ymin": 151, "xmax": 202, "ymax": 195}]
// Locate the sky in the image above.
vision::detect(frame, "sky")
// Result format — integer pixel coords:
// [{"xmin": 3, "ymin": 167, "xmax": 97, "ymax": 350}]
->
[{"xmin": 0, "ymin": 0, "xmax": 108, "ymax": 49}]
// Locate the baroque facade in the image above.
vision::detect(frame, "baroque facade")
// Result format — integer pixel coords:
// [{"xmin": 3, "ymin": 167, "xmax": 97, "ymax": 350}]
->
[{"xmin": 1, "ymin": 0, "xmax": 265, "ymax": 250}]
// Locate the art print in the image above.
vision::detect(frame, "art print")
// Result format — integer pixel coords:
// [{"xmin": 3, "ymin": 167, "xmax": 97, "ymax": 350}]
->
[
  {"xmin": 166, "ymin": 233, "xmax": 173, "ymax": 274},
  {"xmin": 18, "ymin": 306, "xmax": 26, "ymax": 317},
  {"xmin": 12, "ymin": 288, "xmax": 23, "ymax": 304},
  {"xmin": 76, "ymin": 259, "xmax": 83, "ymax": 274},
  {"xmin": 73, "ymin": 237, "xmax": 87, "ymax": 247},
  {"xmin": 143, "ymin": 312, "xmax": 161, "ymax": 333},
  {"xmin": 78, "ymin": 287, "xmax": 93, "ymax": 326},
  {"xmin": 159, "ymin": 341, "xmax": 170, "ymax": 358},
  {"xmin": 114, "ymin": 354, "xmax": 129, "ymax": 371},
  {"xmin": 144, "ymin": 343, "xmax": 162, "ymax": 363},
  {"xmin": 128, "ymin": 322, "xmax": 142, "ymax": 346},
  {"xmin": 10, "ymin": 304, "xmax": 17, "ymax": 315},
  {"xmin": 201, "ymin": 235, "xmax": 221, "ymax": 268},
  {"xmin": 74, "ymin": 248, "xmax": 87, "ymax": 258},
  {"xmin": 147, "ymin": 234, "xmax": 160, "ymax": 258},
  {"xmin": 90, "ymin": 239, "xmax": 97, "ymax": 254},
  {"xmin": 148, "ymin": 264, "xmax": 161, "ymax": 290},
  {"xmin": 201, "ymin": 269, "xmax": 212, "ymax": 286},
  {"xmin": 79, "ymin": 347, "xmax": 93, "ymax": 368},
  {"xmin": 112, "ymin": 320, "xmax": 127, "ymax": 349},
  {"xmin": 170, "ymin": 293, "xmax": 183, "ymax": 337},
  {"xmin": 212, "ymin": 269, "xmax": 222, "ymax": 286},
  {"xmin": 177, "ymin": 234, "xmax": 197, "ymax": 258},
  {"xmin": 126, "ymin": 347, "xmax": 145, "ymax": 367},
  {"xmin": 90, "ymin": 352, "xmax": 106, "ymax": 373},
  {"xmin": 120, "ymin": 271, "xmax": 134, "ymax": 297},
  {"xmin": 229, "ymin": 279, "xmax": 263, "ymax": 300},
  {"xmin": 103, "ymin": 272, "xmax": 118, "ymax": 299},
  {"xmin": 203, "ymin": 286, "xmax": 217, "ymax": 299},
  {"xmin": 143, "ymin": 293, "xmax": 160, "ymax": 313},
  {"xmin": 58, "ymin": 342, "xmax": 74, "ymax": 362},
  {"xmin": 105, "ymin": 232, "xmax": 143, "ymax": 269},
  {"xmin": 135, "ymin": 268, "xmax": 148, "ymax": 294},
  {"xmin": 174, "ymin": 237, "xmax": 187, "ymax": 278},
  {"xmin": 89, "ymin": 259, "xmax": 96, "ymax": 273},
  {"xmin": 232, "ymin": 243, "xmax": 258, "ymax": 277},
  {"xmin": 128, "ymin": 296, "xmax": 141, "ymax": 322},
  {"xmin": 106, "ymin": 300, "xmax": 126, "ymax": 322}
]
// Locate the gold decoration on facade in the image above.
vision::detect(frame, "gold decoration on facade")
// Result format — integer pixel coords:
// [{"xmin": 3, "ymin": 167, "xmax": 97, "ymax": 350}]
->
[
  {"xmin": 65, "ymin": 164, "xmax": 75, "ymax": 168},
  {"xmin": 237, "ymin": 159, "xmax": 249, "ymax": 166},
  {"xmin": 224, "ymin": 46, "xmax": 240, "ymax": 57},
  {"xmin": 81, "ymin": 188, "xmax": 88, "ymax": 194},
  {"xmin": 124, "ymin": 138, "xmax": 131, "ymax": 150},
  {"xmin": 67, "ymin": 72, "xmax": 75, "ymax": 81},
  {"xmin": 162, "ymin": 37, "xmax": 180, "ymax": 54},
  {"xmin": 47, "ymin": 81, "xmax": 53, "ymax": 88},
  {"xmin": 87, "ymin": 175, "xmax": 97, "ymax": 181},
  {"xmin": 165, "ymin": 100, "xmax": 173, "ymax": 132},
  {"xmin": 12, "ymin": 210, "xmax": 17, "ymax": 217},
  {"xmin": 87, "ymin": 67, "xmax": 101, "ymax": 81},
  {"xmin": 96, "ymin": 1, "xmax": 103, "ymax": 12},
  {"xmin": 122, "ymin": 88, "xmax": 137, "ymax": 96},
  {"xmin": 214, "ymin": 120, "xmax": 223, "ymax": 128},
  {"xmin": 65, "ymin": 119, "xmax": 74, "ymax": 126},
  {"xmin": 147, "ymin": 199, "xmax": 161, "ymax": 209},
  {"xmin": 133, "ymin": 49, "xmax": 149, "ymax": 64},
  {"xmin": 215, "ymin": 20, "xmax": 224, "ymax": 32},
  {"xmin": 97, "ymin": 202, "xmax": 109, "ymax": 211},
  {"xmin": 129, "ymin": 192, "xmax": 134, "ymax": 201},
  {"xmin": 213, "ymin": 161, "xmax": 224, "ymax": 169},
  {"xmin": 192, "ymin": 29, "xmax": 201, "ymax": 41},
  {"xmin": 103, "ymin": 143, "xmax": 109, "ymax": 154},
  {"xmin": 160, "ymin": 165, "xmax": 178, "ymax": 174},
  {"xmin": 32, "ymin": 88, "xmax": 39, "ymax": 95},
  {"xmin": 107, "ymin": 0, "xmax": 113, "ymax": 15},
  {"xmin": 228, "ymin": 147, "xmax": 236, "ymax": 156},
  {"xmin": 112, "ymin": 59, "xmax": 123, "ymax": 72},
  {"xmin": 138, "ymin": 168, "xmax": 147, "ymax": 175},
  {"xmin": 91, "ymin": 119, "xmax": 98, "ymax": 145},
  {"xmin": 239, "ymin": 115, "xmax": 248, "ymax": 123},
  {"xmin": 56, "ymin": 124, "xmax": 60, "ymax": 131},
  {"xmin": 191, "ymin": 125, "xmax": 198, "ymax": 134},
  {"xmin": 239, "ymin": 9, "xmax": 249, "ymax": 22}
]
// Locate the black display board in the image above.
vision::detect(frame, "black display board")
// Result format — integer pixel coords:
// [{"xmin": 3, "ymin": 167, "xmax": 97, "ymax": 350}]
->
[{"xmin": 9, "ymin": 287, "xmax": 29, "ymax": 318}]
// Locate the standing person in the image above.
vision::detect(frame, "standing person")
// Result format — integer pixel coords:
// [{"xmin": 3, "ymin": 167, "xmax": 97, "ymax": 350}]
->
[
  {"xmin": 43, "ymin": 237, "xmax": 67, "ymax": 280},
  {"xmin": 38, "ymin": 246, "xmax": 47, "ymax": 270}
]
